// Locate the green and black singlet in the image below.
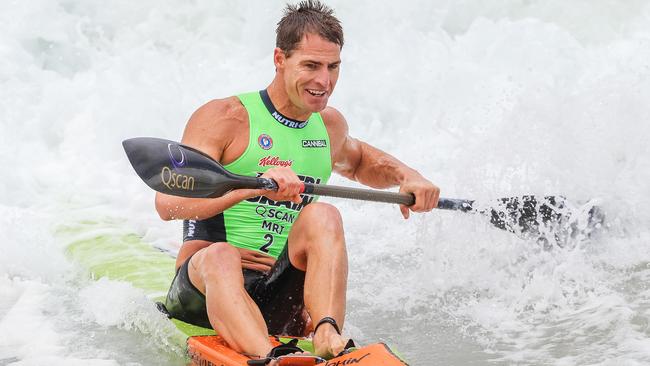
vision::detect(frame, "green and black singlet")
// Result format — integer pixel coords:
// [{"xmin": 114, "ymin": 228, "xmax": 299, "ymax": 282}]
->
[
  {"xmin": 167, "ymin": 90, "xmax": 333, "ymax": 334},
  {"xmin": 182, "ymin": 90, "xmax": 332, "ymax": 258}
]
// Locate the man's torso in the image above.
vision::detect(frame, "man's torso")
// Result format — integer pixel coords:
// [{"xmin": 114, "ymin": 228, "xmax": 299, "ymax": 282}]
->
[{"xmin": 183, "ymin": 90, "xmax": 333, "ymax": 259}]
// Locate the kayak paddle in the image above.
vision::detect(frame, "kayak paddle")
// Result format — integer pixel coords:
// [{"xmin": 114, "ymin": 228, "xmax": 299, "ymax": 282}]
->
[{"xmin": 122, "ymin": 137, "xmax": 604, "ymax": 243}]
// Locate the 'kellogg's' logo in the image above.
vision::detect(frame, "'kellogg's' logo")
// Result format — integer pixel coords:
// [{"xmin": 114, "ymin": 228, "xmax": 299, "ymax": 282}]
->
[{"xmin": 258, "ymin": 156, "xmax": 293, "ymax": 167}]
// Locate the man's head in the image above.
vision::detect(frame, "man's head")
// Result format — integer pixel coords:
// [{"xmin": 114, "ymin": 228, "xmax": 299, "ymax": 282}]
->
[
  {"xmin": 276, "ymin": 0, "xmax": 344, "ymax": 57},
  {"xmin": 273, "ymin": 0, "xmax": 344, "ymax": 115}
]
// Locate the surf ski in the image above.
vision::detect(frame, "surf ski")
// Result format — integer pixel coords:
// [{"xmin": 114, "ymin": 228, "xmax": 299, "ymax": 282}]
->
[{"xmin": 63, "ymin": 223, "xmax": 408, "ymax": 365}]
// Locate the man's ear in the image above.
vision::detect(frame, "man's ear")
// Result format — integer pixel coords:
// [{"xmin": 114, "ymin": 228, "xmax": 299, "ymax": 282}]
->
[{"xmin": 273, "ymin": 47, "xmax": 286, "ymax": 69}]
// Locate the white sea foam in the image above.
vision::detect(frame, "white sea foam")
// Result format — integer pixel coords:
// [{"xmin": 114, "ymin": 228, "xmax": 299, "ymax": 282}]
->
[{"xmin": 1, "ymin": 0, "xmax": 650, "ymax": 364}]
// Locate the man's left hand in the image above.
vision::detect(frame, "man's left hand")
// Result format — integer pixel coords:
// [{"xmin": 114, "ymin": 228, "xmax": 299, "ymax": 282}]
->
[{"xmin": 398, "ymin": 174, "xmax": 440, "ymax": 219}]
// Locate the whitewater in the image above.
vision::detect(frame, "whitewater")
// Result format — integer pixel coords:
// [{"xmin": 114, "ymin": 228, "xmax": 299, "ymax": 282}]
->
[{"xmin": 1, "ymin": 0, "xmax": 650, "ymax": 365}]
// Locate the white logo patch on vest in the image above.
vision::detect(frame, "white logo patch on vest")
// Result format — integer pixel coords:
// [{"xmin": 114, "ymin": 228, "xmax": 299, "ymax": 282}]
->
[{"xmin": 302, "ymin": 139, "xmax": 327, "ymax": 148}]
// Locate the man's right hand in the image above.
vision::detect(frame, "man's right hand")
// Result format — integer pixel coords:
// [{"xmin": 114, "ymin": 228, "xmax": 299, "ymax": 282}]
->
[{"xmin": 253, "ymin": 167, "xmax": 304, "ymax": 204}]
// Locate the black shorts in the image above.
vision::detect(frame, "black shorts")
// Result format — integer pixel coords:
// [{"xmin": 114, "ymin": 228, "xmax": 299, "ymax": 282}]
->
[{"xmin": 163, "ymin": 243, "xmax": 307, "ymax": 336}]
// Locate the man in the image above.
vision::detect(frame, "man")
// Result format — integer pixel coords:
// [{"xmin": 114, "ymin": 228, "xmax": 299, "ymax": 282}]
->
[{"xmin": 155, "ymin": 0, "xmax": 440, "ymax": 362}]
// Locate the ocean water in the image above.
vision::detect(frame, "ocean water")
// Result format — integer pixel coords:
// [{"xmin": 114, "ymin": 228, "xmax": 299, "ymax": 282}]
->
[{"xmin": 1, "ymin": 0, "xmax": 650, "ymax": 365}]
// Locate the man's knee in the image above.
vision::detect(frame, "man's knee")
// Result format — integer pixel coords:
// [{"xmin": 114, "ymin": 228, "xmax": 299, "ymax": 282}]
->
[
  {"xmin": 195, "ymin": 242, "xmax": 241, "ymax": 278},
  {"xmin": 291, "ymin": 203, "xmax": 346, "ymax": 262},
  {"xmin": 299, "ymin": 202, "xmax": 343, "ymax": 233}
]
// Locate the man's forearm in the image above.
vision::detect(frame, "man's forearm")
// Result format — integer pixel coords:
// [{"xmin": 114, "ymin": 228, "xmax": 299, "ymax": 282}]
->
[
  {"xmin": 155, "ymin": 189, "xmax": 256, "ymax": 221},
  {"xmin": 352, "ymin": 141, "xmax": 420, "ymax": 189}
]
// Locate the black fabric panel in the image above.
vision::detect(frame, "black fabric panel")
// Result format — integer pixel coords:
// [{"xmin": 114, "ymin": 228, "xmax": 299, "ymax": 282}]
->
[{"xmin": 183, "ymin": 214, "xmax": 227, "ymax": 243}]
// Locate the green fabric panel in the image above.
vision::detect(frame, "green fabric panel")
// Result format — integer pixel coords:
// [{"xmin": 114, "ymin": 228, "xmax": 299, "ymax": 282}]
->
[{"xmin": 222, "ymin": 91, "xmax": 332, "ymax": 258}]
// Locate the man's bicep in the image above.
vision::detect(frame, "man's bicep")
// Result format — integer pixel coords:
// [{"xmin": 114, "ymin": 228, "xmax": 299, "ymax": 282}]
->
[
  {"xmin": 332, "ymin": 135, "xmax": 363, "ymax": 181},
  {"xmin": 322, "ymin": 107, "xmax": 363, "ymax": 181},
  {"xmin": 180, "ymin": 100, "xmax": 231, "ymax": 162}
]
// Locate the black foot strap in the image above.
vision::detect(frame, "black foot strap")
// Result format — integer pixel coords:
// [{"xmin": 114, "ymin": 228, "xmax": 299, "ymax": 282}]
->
[
  {"xmin": 334, "ymin": 339, "xmax": 357, "ymax": 358},
  {"xmin": 314, "ymin": 317, "xmax": 341, "ymax": 335},
  {"xmin": 247, "ymin": 338, "xmax": 303, "ymax": 366}
]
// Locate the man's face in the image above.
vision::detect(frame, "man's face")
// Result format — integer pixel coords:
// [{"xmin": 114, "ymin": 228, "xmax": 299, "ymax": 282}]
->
[{"xmin": 275, "ymin": 33, "xmax": 341, "ymax": 113}]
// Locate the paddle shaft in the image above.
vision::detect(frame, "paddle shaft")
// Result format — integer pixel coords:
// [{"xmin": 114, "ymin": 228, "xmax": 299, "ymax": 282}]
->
[{"xmin": 257, "ymin": 177, "xmax": 474, "ymax": 212}]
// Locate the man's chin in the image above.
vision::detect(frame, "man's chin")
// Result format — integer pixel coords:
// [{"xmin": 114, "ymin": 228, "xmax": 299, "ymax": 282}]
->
[{"xmin": 304, "ymin": 98, "xmax": 329, "ymax": 113}]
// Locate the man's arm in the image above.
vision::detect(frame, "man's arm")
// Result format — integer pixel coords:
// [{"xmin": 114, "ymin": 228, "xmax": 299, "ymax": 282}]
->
[
  {"xmin": 155, "ymin": 97, "xmax": 305, "ymax": 221},
  {"xmin": 322, "ymin": 107, "xmax": 440, "ymax": 219},
  {"xmin": 155, "ymin": 98, "xmax": 260, "ymax": 221}
]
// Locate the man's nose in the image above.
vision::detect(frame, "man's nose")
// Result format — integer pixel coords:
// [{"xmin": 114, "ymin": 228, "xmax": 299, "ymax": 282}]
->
[{"xmin": 314, "ymin": 68, "xmax": 330, "ymax": 88}]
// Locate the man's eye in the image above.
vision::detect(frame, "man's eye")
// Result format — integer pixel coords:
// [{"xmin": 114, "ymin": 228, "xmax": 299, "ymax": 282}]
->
[{"xmin": 329, "ymin": 64, "xmax": 339, "ymax": 70}]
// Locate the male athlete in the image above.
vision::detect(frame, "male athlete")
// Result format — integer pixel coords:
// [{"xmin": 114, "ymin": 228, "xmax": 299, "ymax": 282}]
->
[{"xmin": 155, "ymin": 0, "xmax": 440, "ymax": 362}]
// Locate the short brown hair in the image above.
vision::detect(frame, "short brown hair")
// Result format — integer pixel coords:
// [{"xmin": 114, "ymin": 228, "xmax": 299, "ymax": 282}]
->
[{"xmin": 276, "ymin": 0, "xmax": 344, "ymax": 56}]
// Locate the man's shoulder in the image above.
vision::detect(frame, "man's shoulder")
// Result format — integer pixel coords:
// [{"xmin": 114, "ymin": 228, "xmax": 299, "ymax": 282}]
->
[
  {"xmin": 320, "ymin": 106, "xmax": 348, "ymax": 136},
  {"xmin": 181, "ymin": 96, "xmax": 249, "ymax": 159},
  {"xmin": 194, "ymin": 96, "xmax": 247, "ymax": 127}
]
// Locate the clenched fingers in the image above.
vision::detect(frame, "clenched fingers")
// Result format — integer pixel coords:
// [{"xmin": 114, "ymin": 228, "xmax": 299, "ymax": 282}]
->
[
  {"xmin": 398, "ymin": 177, "xmax": 440, "ymax": 218},
  {"xmin": 261, "ymin": 167, "xmax": 303, "ymax": 203}
]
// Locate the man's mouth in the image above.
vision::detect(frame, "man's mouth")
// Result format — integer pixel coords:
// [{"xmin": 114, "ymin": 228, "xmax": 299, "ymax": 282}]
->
[{"xmin": 306, "ymin": 89, "xmax": 326, "ymax": 97}]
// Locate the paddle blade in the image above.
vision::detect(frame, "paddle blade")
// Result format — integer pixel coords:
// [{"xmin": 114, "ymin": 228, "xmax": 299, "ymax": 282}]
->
[
  {"xmin": 485, "ymin": 195, "xmax": 605, "ymax": 246},
  {"xmin": 487, "ymin": 195, "xmax": 565, "ymax": 233},
  {"xmin": 122, "ymin": 137, "xmax": 253, "ymax": 198}
]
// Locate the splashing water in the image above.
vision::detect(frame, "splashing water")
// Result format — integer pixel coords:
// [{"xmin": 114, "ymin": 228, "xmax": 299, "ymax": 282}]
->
[{"xmin": 1, "ymin": 0, "xmax": 650, "ymax": 365}]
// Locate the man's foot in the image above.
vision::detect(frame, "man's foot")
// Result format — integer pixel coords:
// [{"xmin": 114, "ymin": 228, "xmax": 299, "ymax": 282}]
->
[
  {"xmin": 247, "ymin": 339, "xmax": 311, "ymax": 366},
  {"xmin": 312, "ymin": 317, "xmax": 349, "ymax": 359}
]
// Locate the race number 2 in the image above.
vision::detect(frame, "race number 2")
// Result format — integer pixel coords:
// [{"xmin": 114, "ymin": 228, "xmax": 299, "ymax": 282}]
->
[{"xmin": 260, "ymin": 233, "xmax": 274, "ymax": 253}]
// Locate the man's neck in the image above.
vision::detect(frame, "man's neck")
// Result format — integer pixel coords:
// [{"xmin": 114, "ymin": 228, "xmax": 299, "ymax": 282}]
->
[{"xmin": 266, "ymin": 79, "xmax": 312, "ymax": 121}]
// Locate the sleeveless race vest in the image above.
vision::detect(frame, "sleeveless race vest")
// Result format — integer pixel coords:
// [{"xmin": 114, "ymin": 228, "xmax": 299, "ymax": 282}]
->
[{"xmin": 218, "ymin": 90, "xmax": 332, "ymax": 258}]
